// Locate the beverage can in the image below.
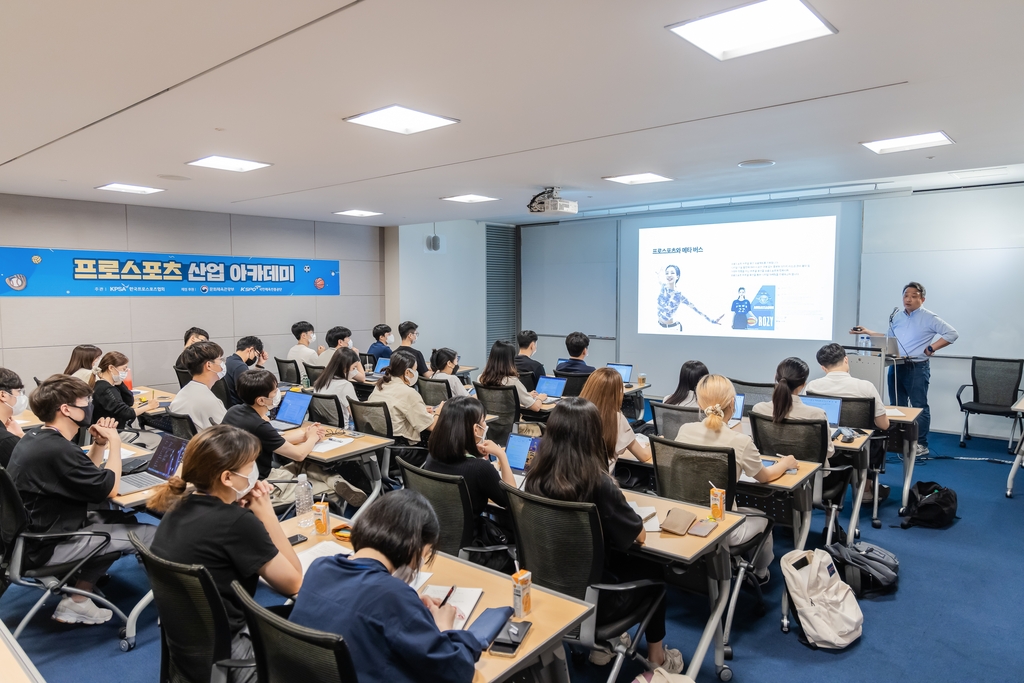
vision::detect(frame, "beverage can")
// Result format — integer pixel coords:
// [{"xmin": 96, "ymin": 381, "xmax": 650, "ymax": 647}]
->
[
  {"xmin": 710, "ymin": 487, "xmax": 725, "ymax": 521},
  {"xmin": 512, "ymin": 569, "xmax": 532, "ymax": 617},
  {"xmin": 312, "ymin": 501, "xmax": 330, "ymax": 535}
]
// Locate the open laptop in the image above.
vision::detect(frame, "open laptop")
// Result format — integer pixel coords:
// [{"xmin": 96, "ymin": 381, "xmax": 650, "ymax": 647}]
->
[
  {"xmin": 366, "ymin": 357, "xmax": 390, "ymax": 379},
  {"xmin": 270, "ymin": 391, "xmax": 313, "ymax": 431},
  {"xmin": 729, "ymin": 394, "xmax": 745, "ymax": 428},
  {"xmin": 505, "ymin": 433, "xmax": 541, "ymax": 488},
  {"xmin": 867, "ymin": 335, "xmax": 901, "ymax": 357},
  {"xmin": 607, "ymin": 363, "xmax": 633, "ymax": 384},
  {"xmin": 118, "ymin": 434, "xmax": 189, "ymax": 495},
  {"xmin": 800, "ymin": 395, "xmax": 843, "ymax": 426},
  {"xmin": 536, "ymin": 376, "xmax": 567, "ymax": 404}
]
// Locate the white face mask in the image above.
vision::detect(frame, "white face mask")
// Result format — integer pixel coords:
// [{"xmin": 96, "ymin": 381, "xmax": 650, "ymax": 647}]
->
[
  {"xmin": 3, "ymin": 392, "xmax": 28, "ymax": 415},
  {"xmin": 308, "ymin": 333, "xmax": 317, "ymax": 343},
  {"xmin": 271, "ymin": 391, "xmax": 281, "ymax": 408},
  {"xmin": 117, "ymin": 369, "xmax": 130, "ymax": 381},
  {"xmin": 216, "ymin": 366, "xmax": 227, "ymax": 380},
  {"xmin": 405, "ymin": 368, "xmax": 418, "ymax": 386},
  {"xmin": 347, "ymin": 366, "xmax": 360, "ymax": 381},
  {"xmin": 230, "ymin": 467, "xmax": 259, "ymax": 500},
  {"xmin": 392, "ymin": 560, "xmax": 420, "ymax": 585},
  {"xmin": 386, "ymin": 334, "xmax": 395, "ymax": 344},
  {"xmin": 476, "ymin": 424, "xmax": 488, "ymax": 444}
]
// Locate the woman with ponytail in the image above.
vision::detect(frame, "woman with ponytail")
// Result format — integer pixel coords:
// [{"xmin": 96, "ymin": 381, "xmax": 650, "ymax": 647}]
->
[
  {"xmin": 63, "ymin": 344, "xmax": 103, "ymax": 385},
  {"xmin": 91, "ymin": 351, "xmax": 149, "ymax": 428},
  {"xmin": 369, "ymin": 348, "xmax": 440, "ymax": 449},
  {"xmin": 673, "ymin": 375, "xmax": 798, "ymax": 584},
  {"xmin": 751, "ymin": 357, "xmax": 834, "ymax": 459},
  {"xmin": 150, "ymin": 425, "xmax": 302, "ymax": 682}
]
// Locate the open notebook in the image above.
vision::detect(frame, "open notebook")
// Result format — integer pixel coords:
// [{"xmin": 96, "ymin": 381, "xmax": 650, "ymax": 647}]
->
[
  {"xmin": 420, "ymin": 585, "xmax": 483, "ymax": 630},
  {"xmin": 627, "ymin": 500, "xmax": 661, "ymax": 532}
]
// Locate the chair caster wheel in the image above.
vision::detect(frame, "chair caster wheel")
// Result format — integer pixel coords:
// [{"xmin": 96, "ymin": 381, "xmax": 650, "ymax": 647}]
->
[
  {"xmin": 781, "ymin": 616, "xmax": 790, "ymax": 633},
  {"xmin": 898, "ymin": 507, "xmax": 907, "ymax": 516},
  {"xmin": 724, "ymin": 645, "xmax": 733, "ymax": 660},
  {"xmin": 872, "ymin": 519, "xmax": 882, "ymax": 529},
  {"xmin": 118, "ymin": 627, "xmax": 127, "ymax": 639},
  {"xmin": 120, "ymin": 637, "xmax": 135, "ymax": 652},
  {"xmin": 1007, "ymin": 491, "xmax": 1013, "ymax": 498},
  {"xmin": 959, "ymin": 442, "xmax": 966, "ymax": 448},
  {"xmin": 718, "ymin": 665, "xmax": 733, "ymax": 681}
]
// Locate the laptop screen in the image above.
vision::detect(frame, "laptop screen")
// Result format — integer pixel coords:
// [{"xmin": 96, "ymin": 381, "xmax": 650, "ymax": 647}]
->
[
  {"xmin": 506, "ymin": 434, "xmax": 540, "ymax": 472},
  {"xmin": 374, "ymin": 357, "xmax": 390, "ymax": 373},
  {"xmin": 732, "ymin": 394, "xmax": 745, "ymax": 421},
  {"xmin": 800, "ymin": 396, "xmax": 842, "ymax": 425},
  {"xmin": 147, "ymin": 434, "xmax": 189, "ymax": 479},
  {"xmin": 535, "ymin": 376, "xmax": 566, "ymax": 398},
  {"xmin": 276, "ymin": 391, "xmax": 313, "ymax": 425},
  {"xmin": 606, "ymin": 363, "xmax": 633, "ymax": 383}
]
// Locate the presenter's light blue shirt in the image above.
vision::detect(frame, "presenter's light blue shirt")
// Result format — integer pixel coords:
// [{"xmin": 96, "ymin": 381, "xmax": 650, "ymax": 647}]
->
[{"xmin": 889, "ymin": 306, "xmax": 958, "ymax": 360}]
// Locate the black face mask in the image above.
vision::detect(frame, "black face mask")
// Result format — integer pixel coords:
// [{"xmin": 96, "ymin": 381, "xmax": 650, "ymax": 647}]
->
[
  {"xmin": 452, "ymin": 364, "xmax": 460, "ymax": 375},
  {"xmin": 245, "ymin": 354, "xmax": 258, "ymax": 367},
  {"xmin": 70, "ymin": 403, "xmax": 94, "ymax": 428}
]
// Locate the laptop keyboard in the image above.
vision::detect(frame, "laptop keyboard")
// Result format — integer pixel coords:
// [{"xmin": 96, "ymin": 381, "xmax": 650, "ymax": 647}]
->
[
  {"xmin": 120, "ymin": 472, "xmax": 164, "ymax": 494},
  {"xmin": 270, "ymin": 420, "xmax": 299, "ymax": 431}
]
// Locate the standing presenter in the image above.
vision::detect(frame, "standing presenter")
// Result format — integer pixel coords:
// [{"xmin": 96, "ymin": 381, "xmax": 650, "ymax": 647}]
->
[{"xmin": 850, "ymin": 281, "xmax": 958, "ymax": 456}]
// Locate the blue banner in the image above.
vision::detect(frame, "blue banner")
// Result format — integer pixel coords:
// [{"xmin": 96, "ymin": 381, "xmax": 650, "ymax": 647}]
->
[{"xmin": 0, "ymin": 247, "xmax": 340, "ymax": 297}]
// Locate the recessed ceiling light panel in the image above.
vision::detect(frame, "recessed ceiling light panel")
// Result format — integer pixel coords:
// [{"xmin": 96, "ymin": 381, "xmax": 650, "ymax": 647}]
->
[
  {"xmin": 668, "ymin": 0, "xmax": 836, "ymax": 61},
  {"xmin": 604, "ymin": 173, "xmax": 673, "ymax": 185},
  {"xmin": 345, "ymin": 105, "xmax": 459, "ymax": 135},
  {"xmin": 187, "ymin": 156, "xmax": 271, "ymax": 172},
  {"xmin": 861, "ymin": 131, "xmax": 954, "ymax": 154},
  {"xmin": 334, "ymin": 210, "xmax": 383, "ymax": 217},
  {"xmin": 96, "ymin": 183, "xmax": 164, "ymax": 194},
  {"xmin": 441, "ymin": 194, "xmax": 498, "ymax": 203},
  {"xmin": 737, "ymin": 159, "xmax": 776, "ymax": 168}
]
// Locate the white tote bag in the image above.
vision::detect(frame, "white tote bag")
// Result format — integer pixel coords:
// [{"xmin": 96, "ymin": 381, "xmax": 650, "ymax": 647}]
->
[{"xmin": 781, "ymin": 548, "xmax": 863, "ymax": 649}]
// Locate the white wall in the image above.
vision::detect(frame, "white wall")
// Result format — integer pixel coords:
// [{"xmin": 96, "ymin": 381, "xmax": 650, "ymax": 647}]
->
[{"xmin": 0, "ymin": 193, "xmax": 384, "ymax": 393}]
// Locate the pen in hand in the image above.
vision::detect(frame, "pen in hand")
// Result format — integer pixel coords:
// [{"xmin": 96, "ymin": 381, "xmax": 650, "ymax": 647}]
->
[{"xmin": 439, "ymin": 585, "xmax": 456, "ymax": 607}]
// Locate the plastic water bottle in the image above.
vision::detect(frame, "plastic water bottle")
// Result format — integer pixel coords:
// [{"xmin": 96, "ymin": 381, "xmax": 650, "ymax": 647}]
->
[{"xmin": 295, "ymin": 473, "xmax": 314, "ymax": 528}]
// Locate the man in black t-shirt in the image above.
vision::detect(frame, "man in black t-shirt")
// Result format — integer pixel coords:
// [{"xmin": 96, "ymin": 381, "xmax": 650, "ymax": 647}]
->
[
  {"xmin": 514, "ymin": 330, "xmax": 546, "ymax": 388},
  {"xmin": 0, "ymin": 367, "xmax": 26, "ymax": 468},
  {"xmin": 397, "ymin": 320, "xmax": 431, "ymax": 377},
  {"xmin": 224, "ymin": 335, "xmax": 268, "ymax": 406},
  {"xmin": 8, "ymin": 376, "xmax": 156, "ymax": 625}
]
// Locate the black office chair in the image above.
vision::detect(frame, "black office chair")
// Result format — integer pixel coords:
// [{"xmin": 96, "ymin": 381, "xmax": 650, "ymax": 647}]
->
[
  {"xmin": 650, "ymin": 401, "xmax": 703, "ymax": 438},
  {"xmin": 359, "ymin": 353, "xmax": 377, "ymax": 369},
  {"xmin": 554, "ymin": 370, "xmax": 592, "ymax": 398},
  {"xmin": 166, "ymin": 411, "xmax": 199, "ymax": 439},
  {"xmin": 231, "ymin": 583, "xmax": 359, "ymax": 683},
  {"xmin": 303, "ymin": 363, "xmax": 326, "ymax": 386},
  {"xmin": 956, "ymin": 356, "xmax": 1024, "ymax": 452},
  {"xmin": 519, "ymin": 371, "xmax": 537, "ymax": 393},
  {"xmin": 32, "ymin": 376, "xmax": 42, "ymax": 387},
  {"xmin": 275, "ymin": 358, "xmax": 301, "ymax": 386},
  {"xmin": 502, "ymin": 484, "xmax": 665, "ymax": 683},
  {"xmin": 473, "ymin": 383, "xmax": 520, "ymax": 448},
  {"xmin": 648, "ymin": 436, "xmax": 773, "ymax": 658},
  {"xmin": 725, "ymin": 379, "xmax": 774, "ymax": 417},
  {"xmin": 347, "ymin": 398, "xmax": 427, "ymax": 475},
  {"xmin": 306, "ymin": 393, "xmax": 345, "ymax": 428},
  {"xmin": 211, "ymin": 378, "xmax": 230, "ymax": 410},
  {"xmin": 0, "ymin": 467, "xmax": 126, "ymax": 640},
  {"xmin": 173, "ymin": 366, "xmax": 193, "ymax": 389},
  {"xmin": 417, "ymin": 376, "xmax": 452, "ymax": 407},
  {"xmin": 129, "ymin": 534, "xmax": 255, "ymax": 683}
]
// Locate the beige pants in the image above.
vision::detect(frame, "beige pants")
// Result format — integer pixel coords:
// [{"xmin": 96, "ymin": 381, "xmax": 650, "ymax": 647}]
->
[{"xmin": 268, "ymin": 461, "xmax": 347, "ymax": 506}]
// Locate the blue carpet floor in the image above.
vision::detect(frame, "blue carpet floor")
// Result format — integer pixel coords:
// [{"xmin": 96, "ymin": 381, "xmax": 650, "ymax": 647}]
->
[{"xmin": 4, "ymin": 432, "xmax": 1023, "ymax": 682}]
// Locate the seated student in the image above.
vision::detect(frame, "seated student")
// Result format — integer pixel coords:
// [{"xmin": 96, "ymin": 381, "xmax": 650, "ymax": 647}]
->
[
  {"xmin": 398, "ymin": 320, "xmax": 432, "ymax": 378},
  {"xmin": 664, "ymin": 360, "xmax": 709, "ymax": 407},
  {"xmin": 170, "ymin": 341, "xmax": 228, "ymax": 429},
  {"xmin": 523, "ymin": 398, "xmax": 683, "ymax": 673},
  {"xmin": 311, "ymin": 348, "xmax": 361, "ymax": 427},
  {"xmin": 369, "ymin": 350, "xmax": 440, "ymax": 453},
  {"xmin": 366, "ymin": 323, "xmax": 394, "ymax": 362},
  {"xmin": 286, "ymin": 321, "xmax": 325, "ymax": 383},
  {"xmin": 290, "ymin": 489, "xmax": 488, "ymax": 683},
  {"xmin": 555, "ymin": 331, "xmax": 596, "ymax": 374},
  {"xmin": 751, "ymin": 357, "xmax": 835, "ymax": 460},
  {"xmin": 478, "ymin": 340, "xmax": 546, "ymax": 413},
  {"xmin": 149, "ymin": 425, "xmax": 303, "ymax": 682},
  {"xmin": 224, "ymin": 336, "xmax": 268, "ymax": 407},
  {"xmin": 316, "ymin": 326, "xmax": 365, "ymax": 381},
  {"xmin": 580, "ymin": 368, "xmax": 651, "ymax": 465},
  {"xmin": 429, "ymin": 347, "xmax": 469, "ymax": 398},
  {"xmin": 514, "ymin": 330, "xmax": 546, "ymax": 382},
  {"xmin": 63, "ymin": 344, "xmax": 103, "ymax": 383},
  {"xmin": 674, "ymin": 375, "xmax": 798, "ymax": 585},
  {"xmin": 91, "ymin": 351, "xmax": 150, "ymax": 429},
  {"xmin": 175, "ymin": 327, "xmax": 209, "ymax": 370},
  {"xmin": 0, "ymin": 368, "xmax": 27, "ymax": 467},
  {"xmin": 8, "ymin": 375, "xmax": 156, "ymax": 625}
]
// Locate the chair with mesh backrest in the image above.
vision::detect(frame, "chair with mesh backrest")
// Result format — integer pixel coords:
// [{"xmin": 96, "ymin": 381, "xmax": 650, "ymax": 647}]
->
[
  {"xmin": 650, "ymin": 402, "xmax": 703, "ymax": 438},
  {"xmin": 519, "ymin": 371, "xmax": 537, "ymax": 393},
  {"xmin": 472, "ymin": 383, "xmax": 520, "ymax": 448},
  {"xmin": 303, "ymin": 363, "xmax": 325, "ymax": 386},
  {"xmin": 553, "ymin": 370, "xmax": 592, "ymax": 398},
  {"xmin": 347, "ymin": 399, "xmax": 425, "ymax": 481},
  {"xmin": 166, "ymin": 411, "xmax": 199, "ymax": 440},
  {"xmin": 129, "ymin": 533, "xmax": 254, "ymax": 683},
  {"xmin": 417, "ymin": 376, "xmax": 452, "ymax": 407},
  {"xmin": 957, "ymin": 356, "xmax": 1024, "ymax": 453},
  {"xmin": 174, "ymin": 366, "xmax": 193, "ymax": 389},
  {"xmin": 275, "ymin": 358, "xmax": 301, "ymax": 385},
  {"xmin": 726, "ymin": 379, "xmax": 774, "ymax": 417},
  {"xmin": 307, "ymin": 393, "xmax": 344, "ymax": 428},
  {"xmin": 502, "ymin": 483, "xmax": 665, "ymax": 683},
  {"xmin": 231, "ymin": 583, "xmax": 358, "ymax": 683}
]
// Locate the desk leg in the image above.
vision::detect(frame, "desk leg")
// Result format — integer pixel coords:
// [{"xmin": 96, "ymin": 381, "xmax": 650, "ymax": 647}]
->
[
  {"xmin": 523, "ymin": 641, "xmax": 571, "ymax": 683},
  {"xmin": 901, "ymin": 439, "xmax": 918, "ymax": 512},
  {"xmin": 847, "ymin": 470, "xmax": 867, "ymax": 547},
  {"xmin": 685, "ymin": 552, "xmax": 731, "ymax": 681},
  {"xmin": 793, "ymin": 481, "xmax": 812, "ymax": 552},
  {"xmin": 350, "ymin": 452, "xmax": 383, "ymax": 523}
]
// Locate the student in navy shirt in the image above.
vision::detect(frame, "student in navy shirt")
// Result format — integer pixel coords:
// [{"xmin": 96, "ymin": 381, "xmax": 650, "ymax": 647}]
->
[
  {"xmin": 555, "ymin": 331, "xmax": 596, "ymax": 374},
  {"xmin": 366, "ymin": 323, "xmax": 394, "ymax": 362},
  {"xmin": 290, "ymin": 490, "xmax": 488, "ymax": 683}
]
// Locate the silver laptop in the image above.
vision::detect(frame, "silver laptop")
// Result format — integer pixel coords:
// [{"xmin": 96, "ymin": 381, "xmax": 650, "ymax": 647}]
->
[
  {"xmin": 118, "ymin": 434, "xmax": 189, "ymax": 495},
  {"xmin": 868, "ymin": 335, "xmax": 900, "ymax": 356}
]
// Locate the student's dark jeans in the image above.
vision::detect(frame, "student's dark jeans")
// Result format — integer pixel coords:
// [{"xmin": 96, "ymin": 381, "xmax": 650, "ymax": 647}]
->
[{"xmin": 888, "ymin": 360, "xmax": 931, "ymax": 446}]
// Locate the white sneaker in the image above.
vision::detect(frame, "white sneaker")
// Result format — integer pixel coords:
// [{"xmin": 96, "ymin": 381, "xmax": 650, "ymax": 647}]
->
[
  {"xmin": 916, "ymin": 444, "xmax": 930, "ymax": 457},
  {"xmin": 589, "ymin": 633, "xmax": 630, "ymax": 665},
  {"xmin": 654, "ymin": 647, "xmax": 685, "ymax": 674},
  {"xmin": 52, "ymin": 596, "xmax": 113, "ymax": 625}
]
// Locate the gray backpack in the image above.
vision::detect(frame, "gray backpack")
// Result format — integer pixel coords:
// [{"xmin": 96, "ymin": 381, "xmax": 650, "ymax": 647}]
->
[{"xmin": 826, "ymin": 542, "xmax": 899, "ymax": 598}]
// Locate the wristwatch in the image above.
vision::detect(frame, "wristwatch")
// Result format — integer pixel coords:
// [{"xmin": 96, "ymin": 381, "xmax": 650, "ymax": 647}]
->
[{"xmin": 926, "ymin": 345, "xmax": 934, "ymax": 355}]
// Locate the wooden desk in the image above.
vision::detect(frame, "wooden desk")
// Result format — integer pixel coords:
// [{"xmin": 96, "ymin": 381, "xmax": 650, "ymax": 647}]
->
[
  {"xmin": 131, "ymin": 385, "xmax": 177, "ymax": 414},
  {"xmin": 1, "ymin": 618, "xmax": 45, "ymax": 683},
  {"xmin": 12, "ymin": 409, "xmax": 42, "ymax": 429},
  {"xmin": 884, "ymin": 406, "xmax": 923, "ymax": 510},
  {"xmin": 281, "ymin": 516, "xmax": 591, "ymax": 683},
  {"xmin": 624, "ymin": 382, "xmax": 651, "ymax": 395}
]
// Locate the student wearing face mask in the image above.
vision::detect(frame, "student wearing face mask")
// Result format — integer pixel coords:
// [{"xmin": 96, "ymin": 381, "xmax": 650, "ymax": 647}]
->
[
  {"xmin": 312, "ymin": 348, "xmax": 361, "ymax": 426},
  {"xmin": 63, "ymin": 344, "xmax": 103, "ymax": 384},
  {"xmin": 8, "ymin": 375, "xmax": 156, "ymax": 625},
  {"xmin": 290, "ymin": 490, "xmax": 488, "ymax": 683},
  {"xmin": 169, "ymin": 341, "xmax": 228, "ymax": 429},
  {"xmin": 0, "ymin": 368, "xmax": 27, "ymax": 467},
  {"xmin": 287, "ymin": 321, "xmax": 325, "ymax": 384},
  {"xmin": 369, "ymin": 350, "xmax": 440, "ymax": 463},
  {"xmin": 398, "ymin": 320, "xmax": 432, "ymax": 378},
  {"xmin": 224, "ymin": 336, "xmax": 268, "ymax": 407},
  {"xmin": 367, "ymin": 323, "xmax": 394, "ymax": 363},
  {"xmin": 90, "ymin": 351, "xmax": 150, "ymax": 429},
  {"xmin": 174, "ymin": 326, "xmax": 209, "ymax": 371},
  {"xmin": 316, "ymin": 327, "xmax": 365, "ymax": 381},
  {"xmin": 429, "ymin": 347, "xmax": 469, "ymax": 398},
  {"xmin": 149, "ymin": 425, "xmax": 303, "ymax": 682}
]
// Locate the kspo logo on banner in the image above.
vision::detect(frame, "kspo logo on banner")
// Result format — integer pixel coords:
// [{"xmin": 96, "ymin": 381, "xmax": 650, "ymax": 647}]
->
[{"xmin": 0, "ymin": 247, "xmax": 340, "ymax": 297}]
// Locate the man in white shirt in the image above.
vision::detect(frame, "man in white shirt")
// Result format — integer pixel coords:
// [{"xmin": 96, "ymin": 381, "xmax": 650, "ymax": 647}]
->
[
  {"xmin": 169, "ymin": 341, "xmax": 228, "ymax": 430},
  {"xmin": 286, "ymin": 321, "xmax": 324, "ymax": 383}
]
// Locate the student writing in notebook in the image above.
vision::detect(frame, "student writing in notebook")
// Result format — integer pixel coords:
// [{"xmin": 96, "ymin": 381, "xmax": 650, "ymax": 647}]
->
[
  {"xmin": 290, "ymin": 490, "xmax": 490, "ymax": 683},
  {"xmin": 580, "ymin": 368, "xmax": 651, "ymax": 466}
]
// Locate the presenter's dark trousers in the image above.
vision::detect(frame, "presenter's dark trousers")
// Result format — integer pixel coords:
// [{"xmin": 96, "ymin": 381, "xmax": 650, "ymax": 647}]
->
[{"xmin": 888, "ymin": 360, "xmax": 930, "ymax": 447}]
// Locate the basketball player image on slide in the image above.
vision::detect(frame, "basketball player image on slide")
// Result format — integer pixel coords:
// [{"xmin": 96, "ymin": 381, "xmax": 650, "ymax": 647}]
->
[
  {"xmin": 654, "ymin": 265, "xmax": 724, "ymax": 331},
  {"xmin": 731, "ymin": 287, "xmax": 755, "ymax": 329}
]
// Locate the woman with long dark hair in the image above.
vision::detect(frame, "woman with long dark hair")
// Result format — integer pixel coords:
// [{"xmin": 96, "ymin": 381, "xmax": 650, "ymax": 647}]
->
[
  {"xmin": 91, "ymin": 351, "xmax": 149, "ymax": 428},
  {"xmin": 430, "ymin": 347, "xmax": 469, "ymax": 398},
  {"xmin": 64, "ymin": 344, "xmax": 103, "ymax": 385},
  {"xmin": 524, "ymin": 398, "xmax": 683, "ymax": 673},
  {"xmin": 664, "ymin": 360, "xmax": 709, "ymax": 407},
  {"xmin": 312, "ymin": 347, "xmax": 361, "ymax": 426},
  {"xmin": 750, "ymin": 357, "xmax": 834, "ymax": 459},
  {"xmin": 478, "ymin": 340, "xmax": 544, "ymax": 413}
]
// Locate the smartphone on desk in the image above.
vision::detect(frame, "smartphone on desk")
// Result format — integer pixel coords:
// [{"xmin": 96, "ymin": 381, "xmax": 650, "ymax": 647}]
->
[
  {"xmin": 762, "ymin": 458, "xmax": 798, "ymax": 475},
  {"xmin": 287, "ymin": 534, "xmax": 307, "ymax": 546},
  {"xmin": 489, "ymin": 620, "xmax": 532, "ymax": 657}
]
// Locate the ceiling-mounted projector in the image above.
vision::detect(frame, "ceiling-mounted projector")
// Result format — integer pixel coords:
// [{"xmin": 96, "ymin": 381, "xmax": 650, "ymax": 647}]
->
[{"xmin": 527, "ymin": 187, "xmax": 578, "ymax": 215}]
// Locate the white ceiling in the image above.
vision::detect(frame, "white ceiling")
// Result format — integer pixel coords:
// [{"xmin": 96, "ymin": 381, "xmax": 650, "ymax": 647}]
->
[{"xmin": 2, "ymin": 0, "xmax": 1023, "ymax": 226}]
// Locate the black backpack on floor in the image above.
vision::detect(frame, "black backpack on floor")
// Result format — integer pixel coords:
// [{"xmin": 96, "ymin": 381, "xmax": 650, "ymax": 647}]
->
[
  {"xmin": 901, "ymin": 481, "xmax": 958, "ymax": 529},
  {"xmin": 826, "ymin": 542, "xmax": 899, "ymax": 598}
]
